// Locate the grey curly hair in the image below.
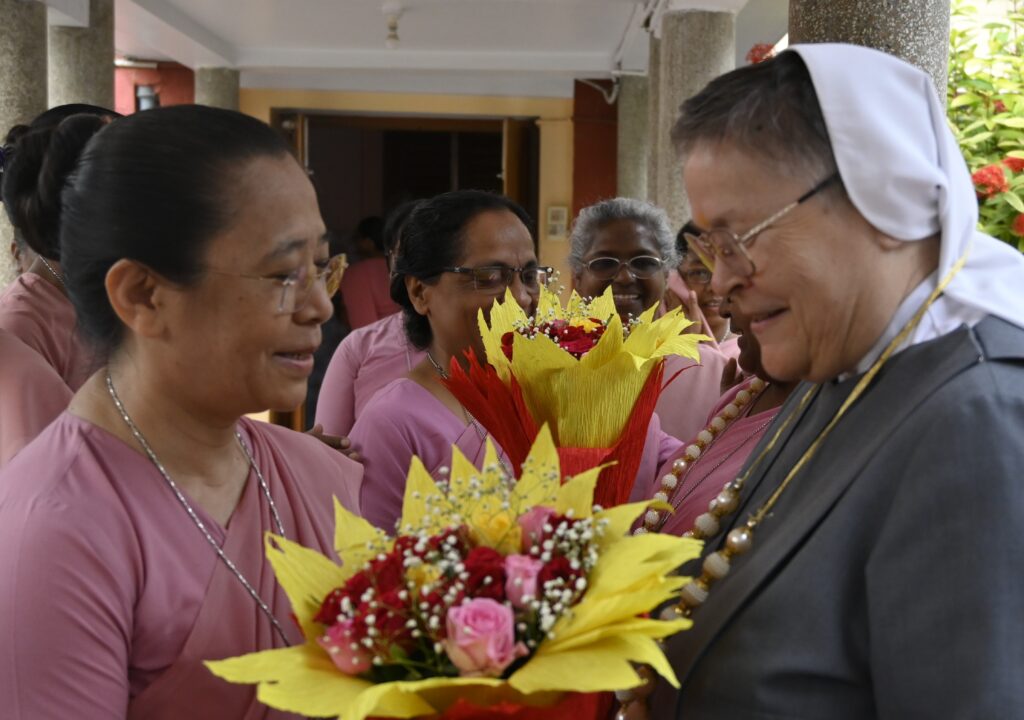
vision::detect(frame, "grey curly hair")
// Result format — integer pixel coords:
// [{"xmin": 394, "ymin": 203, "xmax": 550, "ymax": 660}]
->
[{"xmin": 568, "ymin": 197, "xmax": 679, "ymax": 273}]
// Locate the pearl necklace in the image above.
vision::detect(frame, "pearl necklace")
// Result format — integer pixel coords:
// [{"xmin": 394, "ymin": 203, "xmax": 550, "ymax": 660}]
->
[
  {"xmin": 105, "ymin": 371, "xmax": 291, "ymax": 645},
  {"xmin": 636, "ymin": 377, "xmax": 769, "ymax": 535}
]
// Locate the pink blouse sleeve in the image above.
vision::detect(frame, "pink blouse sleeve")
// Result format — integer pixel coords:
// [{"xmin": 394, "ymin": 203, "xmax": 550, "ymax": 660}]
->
[
  {"xmin": 0, "ymin": 333, "xmax": 73, "ymax": 467},
  {"xmin": 349, "ymin": 408, "xmax": 416, "ymax": 532},
  {"xmin": 0, "ymin": 488, "xmax": 138, "ymax": 719},
  {"xmin": 315, "ymin": 337, "xmax": 359, "ymax": 437}
]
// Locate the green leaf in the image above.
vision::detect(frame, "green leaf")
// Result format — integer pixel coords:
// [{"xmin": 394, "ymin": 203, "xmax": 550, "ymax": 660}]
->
[
  {"xmin": 1000, "ymin": 192, "xmax": 1024, "ymax": 213},
  {"xmin": 995, "ymin": 117, "xmax": 1024, "ymax": 129},
  {"xmin": 950, "ymin": 93, "xmax": 983, "ymax": 108}
]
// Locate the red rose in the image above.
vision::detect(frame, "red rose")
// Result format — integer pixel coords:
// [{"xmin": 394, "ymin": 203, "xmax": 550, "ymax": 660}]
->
[
  {"xmin": 537, "ymin": 555, "xmax": 582, "ymax": 592},
  {"xmin": 314, "ymin": 568, "xmax": 374, "ymax": 625},
  {"xmin": 1003, "ymin": 157, "xmax": 1024, "ymax": 174},
  {"xmin": 972, "ymin": 163, "xmax": 1010, "ymax": 198},
  {"xmin": 368, "ymin": 550, "xmax": 405, "ymax": 593},
  {"xmin": 1013, "ymin": 214, "xmax": 1024, "ymax": 237},
  {"xmin": 375, "ymin": 587, "xmax": 417, "ymax": 649},
  {"xmin": 462, "ymin": 546, "xmax": 507, "ymax": 601},
  {"xmin": 746, "ymin": 43, "xmax": 775, "ymax": 64}
]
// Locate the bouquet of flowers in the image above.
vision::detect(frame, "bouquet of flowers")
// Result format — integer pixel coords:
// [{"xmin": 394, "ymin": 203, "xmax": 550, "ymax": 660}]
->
[
  {"xmin": 206, "ymin": 427, "xmax": 702, "ymax": 720},
  {"xmin": 443, "ymin": 286, "xmax": 708, "ymax": 509}
]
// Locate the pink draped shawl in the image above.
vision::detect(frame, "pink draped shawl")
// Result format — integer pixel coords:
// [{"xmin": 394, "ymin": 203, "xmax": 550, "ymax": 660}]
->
[{"xmin": 0, "ymin": 413, "xmax": 361, "ymax": 720}]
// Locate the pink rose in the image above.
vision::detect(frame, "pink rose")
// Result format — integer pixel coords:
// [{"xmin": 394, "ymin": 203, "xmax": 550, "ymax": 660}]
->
[
  {"xmin": 504, "ymin": 554, "xmax": 543, "ymax": 608},
  {"xmin": 518, "ymin": 506, "xmax": 556, "ymax": 550},
  {"xmin": 317, "ymin": 619, "xmax": 372, "ymax": 675},
  {"xmin": 444, "ymin": 598, "xmax": 528, "ymax": 677}
]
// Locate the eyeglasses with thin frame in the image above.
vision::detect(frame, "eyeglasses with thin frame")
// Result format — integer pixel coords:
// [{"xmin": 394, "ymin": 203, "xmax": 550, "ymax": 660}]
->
[
  {"xmin": 207, "ymin": 254, "xmax": 347, "ymax": 315},
  {"xmin": 582, "ymin": 255, "xmax": 665, "ymax": 281},
  {"xmin": 683, "ymin": 173, "xmax": 840, "ymax": 278},
  {"xmin": 681, "ymin": 267, "xmax": 713, "ymax": 287},
  {"xmin": 442, "ymin": 264, "xmax": 554, "ymax": 295}
]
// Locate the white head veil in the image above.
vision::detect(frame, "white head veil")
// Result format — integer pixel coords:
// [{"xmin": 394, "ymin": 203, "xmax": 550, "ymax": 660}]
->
[{"xmin": 791, "ymin": 43, "xmax": 1024, "ymax": 332}]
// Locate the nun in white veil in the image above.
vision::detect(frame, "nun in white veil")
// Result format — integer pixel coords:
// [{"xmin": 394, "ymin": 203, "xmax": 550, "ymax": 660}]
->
[{"xmin": 621, "ymin": 44, "xmax": 1024, "ymax": 720}]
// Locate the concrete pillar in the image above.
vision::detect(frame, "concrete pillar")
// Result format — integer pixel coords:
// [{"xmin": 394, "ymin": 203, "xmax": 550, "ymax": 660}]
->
[
  {"xmin": 652, "ymin": 10, "xmax": 735, "ymax": 230},
  {"xmin": 0, "ymin": 0, "xmax": 48, "ymax": 285},
  {"xmin": 195, "ymin": 68, "xmax": 240, "ymax": 111},
  {"xmin": 645, "ymin": 37, "xmax": 661, "ymax": 204},
  {"xmin": 617, "ymin": 76, "xmax": 649, "ymax": 200},
  {"xmin": 789, "ymin": 0, "xmax": 951, "ymax": 101},
  {"xmin": 48, "ymin": 0, "xmax": 115, "ymax": 108}
]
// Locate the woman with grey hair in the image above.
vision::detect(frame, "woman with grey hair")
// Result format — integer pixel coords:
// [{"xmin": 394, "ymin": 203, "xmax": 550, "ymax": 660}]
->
[
  {"xmin": 570, "ymin": 197, "xmax": 678, "ymax": 322},
  {"xmin": 570, "ymin": 197, "xmax": 735, "ymax": 445},
  {"xmin": 619, "ymin": 44, "xmax": 1024, "ymax": 720}
]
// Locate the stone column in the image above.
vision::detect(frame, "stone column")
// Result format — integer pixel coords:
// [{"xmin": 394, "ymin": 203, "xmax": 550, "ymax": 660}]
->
[
  {"xmin": 645, "ymin": 37, "xmax": 661, "ymax": 204},
  {"xmin": 0, "ymin": 0, "xmax": 48, "ymax": 285},
  {"xmin": 789, "ymin": 0, "xmax": 951, "ymax": 101},
  {"xmin": 617, "ymin": 76, "xmax": 649, "ymax": 200},
  {"xmin": 48, "ymin": 0, "xmax": 115, "ymax": 108},
  {"xmin": 652, "ymin": 10, "xmax": 735, "ymax": 230},
  {"xmin": 195, "ymin": 68, "xmax": 240, "ymax": 111}
]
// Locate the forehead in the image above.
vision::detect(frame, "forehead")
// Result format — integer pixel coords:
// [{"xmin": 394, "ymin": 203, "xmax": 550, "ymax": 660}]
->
[
  {"xmin": 206, "ymin": 154, "xmax": 326, "ymax": 265},
  {"xmin": 585, "ymin": 218, "xmax": 660, "ymax": 257},
  {"xmin": 457, "ymin": 208, "xmax": 534, "ymax": 261}
]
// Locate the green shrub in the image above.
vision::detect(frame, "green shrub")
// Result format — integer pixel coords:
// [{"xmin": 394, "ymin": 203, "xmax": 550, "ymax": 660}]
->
[{"xmin": 948, "ymin": 0, "xmax": 1024, "ymax": 249}]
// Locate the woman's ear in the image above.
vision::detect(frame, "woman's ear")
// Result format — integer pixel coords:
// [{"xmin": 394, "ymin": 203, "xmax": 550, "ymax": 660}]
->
[
  {"xmin": 406, "ymin": 274, "xmax": 431, "ymax": 317},
  {"xmin": 104, "ymin": 259, "xmax": 172, "ymax": 340}
]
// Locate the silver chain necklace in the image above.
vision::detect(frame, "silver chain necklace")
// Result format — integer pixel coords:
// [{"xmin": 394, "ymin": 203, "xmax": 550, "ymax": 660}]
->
[
  {"xmin": 105, "ymin": 371, "xmax": 290, "ymax": 645},
  {"xmin": 38, "ymin": 256, "xmax": 65, "ymax": 287},
  {"xmin": 426, "ymin": 351, "xmax": 515, "ymax": 479}
]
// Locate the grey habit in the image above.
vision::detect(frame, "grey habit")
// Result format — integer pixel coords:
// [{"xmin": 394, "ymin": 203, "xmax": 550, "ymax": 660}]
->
[{"xmin": 649, "ymin": 316, "xmax": 1024, "ymax": 718}]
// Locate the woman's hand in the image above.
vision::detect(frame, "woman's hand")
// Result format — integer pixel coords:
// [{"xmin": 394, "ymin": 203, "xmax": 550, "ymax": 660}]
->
[
  {"xmin": 720, "ymin": 357, "xmax": 746, "ymax": 395},
  {"xmin": 307, "ymin": 424, "xmax": 361, "ymax": 462}
]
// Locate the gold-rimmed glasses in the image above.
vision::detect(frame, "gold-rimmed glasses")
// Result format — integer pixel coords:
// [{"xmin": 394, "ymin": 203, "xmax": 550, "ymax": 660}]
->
[
  {"xmin": 208, "ymin": 254, "xmax": 347, "ymax": 315},
  {"xmin": 442, "ymin": 264, "xmax": 554, "ymax": 295},
  {"xmin": 684, "ymin": 173, "xmax": 840, "ymax": 278}
]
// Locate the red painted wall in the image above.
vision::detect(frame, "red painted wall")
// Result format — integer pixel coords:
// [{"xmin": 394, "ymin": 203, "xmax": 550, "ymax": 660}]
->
[
  {"xmin": 114, "ymin": 62, "xmax": 194, "ymax": 115},
  {"xmin": 572, "ymin": 79, "xmax": 618, "ymax": 220}
]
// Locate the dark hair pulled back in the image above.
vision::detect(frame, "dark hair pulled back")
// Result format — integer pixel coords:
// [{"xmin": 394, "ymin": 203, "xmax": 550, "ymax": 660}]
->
[
  {"xmin": 2, "ymin": 104, "xmax": 118, "ymax": 259},
  {"xmin": 390, "ymin": 190, "xmax": 532, "ymax": 350},
  {"xmin": 61, "ymin": 104, "xmax": 295, "ymax": 358}
]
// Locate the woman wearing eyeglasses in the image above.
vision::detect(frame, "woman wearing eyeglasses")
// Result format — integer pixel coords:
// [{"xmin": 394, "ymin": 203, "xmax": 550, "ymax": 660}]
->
[
  {"xmin": 625, "ymin": 45, "xmax": 1024, "ymax": 720},
  {"xmin": 569, "ymin": 199, "xmax": 734, "ymax": 446},
  {"xmin": 0, "ymin": 105, "xmax": 361, "ymax": 720},
  {"xmin": 349, "ymin": 190, "xmax": 547, "ymax": 531}
]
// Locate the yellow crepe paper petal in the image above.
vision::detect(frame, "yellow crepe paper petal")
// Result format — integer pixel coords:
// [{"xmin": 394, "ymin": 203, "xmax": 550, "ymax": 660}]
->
[
  {"xmin": 509, "ymin": 425, "xmax": 561, "ymax": 511},
  {"xmin": 333, "ymin": 497, "xmax": 391, "ymax": 575},
  {"xmin": 554, "ymin": 467, "xmax": 606, "ymax": 518},
  {"xmin": 509, "ymin": 633, "xmax": 684, "ymax": 694},
  {"xmin": 263, "ymin": 533, "xmax": 348, "ymax": 640},
  {"xmin": 399, "ymin": 456, "xmax": 454, "ymax": 536}
]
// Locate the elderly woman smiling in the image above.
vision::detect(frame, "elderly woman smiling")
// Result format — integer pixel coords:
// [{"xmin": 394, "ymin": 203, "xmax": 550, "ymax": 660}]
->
[
  {"xmin": 570, "ymin": 198, "xmax": 734, "ymax": 444},
  {"xmin": 622, "ymin": 45, "xmax": 1024, "ymax": 720},
  {"xmin": 0, "ymin": 106, "xmax": 361, "ymax": 719}
]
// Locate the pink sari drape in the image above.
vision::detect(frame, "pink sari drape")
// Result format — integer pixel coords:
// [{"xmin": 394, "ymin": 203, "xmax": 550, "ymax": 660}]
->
[
  {"xmin": 0, "ymin": 413, "xmax": 361, "ymax": 720},
  {"xmin": 655, "ymin": 379, "xmax": 780, "ymax": 536}
]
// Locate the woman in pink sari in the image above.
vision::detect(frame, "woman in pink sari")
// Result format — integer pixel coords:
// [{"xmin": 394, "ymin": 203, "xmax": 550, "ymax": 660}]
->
[
  {"xmin": 651, "ymin": 297, "xmax": 797, "ymax": 536},
  {"xmin": 0, "ymin": 107, "xmax": 118, "ymax": 464},
  {"xmin": 0, "ymin": 105, "xmax": 120, "ymax": 392},
  {"xmin": 316, "ymin": 201, "xmax": 426, "ymax": 437},
  {"xmin": 0, "ymin": 106, "xmax": 361, "ymax": 720},
  {"xmin": 349, "ymin": 191, "xmax": 547, "ymax": 530}
]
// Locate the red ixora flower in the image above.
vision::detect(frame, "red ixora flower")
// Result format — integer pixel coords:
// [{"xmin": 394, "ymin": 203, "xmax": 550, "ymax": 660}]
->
[
  {"xmin": 746, "ymin": 43, "xmax": 776, "ymax": 65},
  {"xmin": 1012, "ymin": 213, "xmax": 1024, "ymax": 237},
  {"xmin": 994, "ymin": 99, "xmax": 1008, "ymax": 114},
  {"xmin": 972, "ymin": 163, "xmax": 1010, "ymax": 198},
  {"xmin": 1002, "ymin": 157, "xmax": 1024, "ymax": 174}
]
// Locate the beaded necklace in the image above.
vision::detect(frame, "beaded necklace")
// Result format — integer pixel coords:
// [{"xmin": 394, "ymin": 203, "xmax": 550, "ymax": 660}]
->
[{"xmin": 637, "ymin": 377, "xmax": 770, "ymax": 535}]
